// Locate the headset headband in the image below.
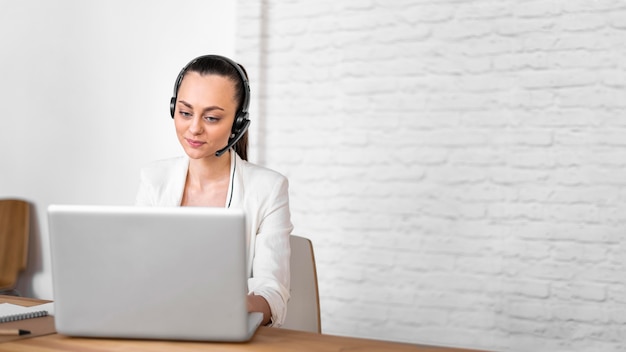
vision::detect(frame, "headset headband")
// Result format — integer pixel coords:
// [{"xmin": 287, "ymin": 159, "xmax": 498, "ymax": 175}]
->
[{"xmin": 170, "ymin": 54, "xmax": 250, "ymax": 117}]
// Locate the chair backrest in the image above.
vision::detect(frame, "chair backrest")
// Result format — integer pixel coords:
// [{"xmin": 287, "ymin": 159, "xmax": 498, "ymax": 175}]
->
[
  {"xmin": 0, "ymin": 199, "xmax": 30, "ymax": 292},
  {"xmin": 281, "ymin": 235, "xmax": 321, "ymax": 333}
]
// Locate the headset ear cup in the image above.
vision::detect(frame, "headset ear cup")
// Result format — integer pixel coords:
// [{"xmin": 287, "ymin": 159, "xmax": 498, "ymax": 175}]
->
[
  {"xmin": 170, "ymin": 97, "xmax": 176, "ymax": 118},
  {"xmin": 233, "ymin": 112, "xmax": 248, "ymax": 133}
]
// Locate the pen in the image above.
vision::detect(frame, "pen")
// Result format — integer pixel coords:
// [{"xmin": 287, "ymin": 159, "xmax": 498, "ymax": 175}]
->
[{"xmin": 0, "ymin": 329, "xmax": 31, "ymax": 336}]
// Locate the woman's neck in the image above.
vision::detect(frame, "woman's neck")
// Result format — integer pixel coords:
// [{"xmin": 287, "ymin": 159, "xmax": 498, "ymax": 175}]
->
[{"xmin": 186, "ymin": 151, "xmax": 231, "ymax": 190}]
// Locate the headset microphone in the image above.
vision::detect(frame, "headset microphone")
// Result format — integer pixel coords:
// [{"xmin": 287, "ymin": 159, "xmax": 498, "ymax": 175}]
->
[{"xmin": 215, "ymin": 118, "xmax": 250, "ymax": 157}]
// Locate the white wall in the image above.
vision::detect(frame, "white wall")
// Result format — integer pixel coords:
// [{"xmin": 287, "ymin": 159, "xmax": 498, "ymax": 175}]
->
[
  {"xmin": 0, "ymin": 0, "xmax": 236, "ymax": 299},
  {"xmin": 236, "ymin": 1, "xmax": 626, "ymax": 351},
  {"xmin": 5, "ymin": 1, "xmax": 626, "ymax": 351}
]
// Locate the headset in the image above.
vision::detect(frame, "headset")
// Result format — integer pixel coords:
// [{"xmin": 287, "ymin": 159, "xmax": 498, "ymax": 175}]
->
[{"xmin": 169, "ymin": 55, "xmax": 251, "ymax": 157}]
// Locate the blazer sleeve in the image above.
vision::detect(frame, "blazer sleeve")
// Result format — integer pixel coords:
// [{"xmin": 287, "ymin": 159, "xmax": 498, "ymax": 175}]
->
[{"xmin": 247, "ymin": 175, "xmax": 293, "ymax": 327}]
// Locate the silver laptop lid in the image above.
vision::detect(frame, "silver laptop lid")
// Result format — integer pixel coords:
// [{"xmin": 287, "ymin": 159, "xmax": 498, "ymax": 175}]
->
[{"xmin": 48, "ymin": 204, "xmax": 261, "ymax": 341}]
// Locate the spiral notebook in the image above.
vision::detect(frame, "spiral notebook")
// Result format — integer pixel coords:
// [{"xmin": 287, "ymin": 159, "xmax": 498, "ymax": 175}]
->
[{"xmin": 0, "ymin": 303, "xmax": 53, "ymax": 323}]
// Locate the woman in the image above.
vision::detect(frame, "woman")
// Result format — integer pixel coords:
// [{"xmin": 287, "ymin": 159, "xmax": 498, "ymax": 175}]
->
[{"xmin": 135, "ymin": 55, "xmax": 292, "ymax": 327}]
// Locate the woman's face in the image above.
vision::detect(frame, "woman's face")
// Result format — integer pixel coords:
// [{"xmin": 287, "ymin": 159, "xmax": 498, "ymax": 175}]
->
[{"xmin": 173, "ymin": 72, "xmax": 238, "ymax": 160}]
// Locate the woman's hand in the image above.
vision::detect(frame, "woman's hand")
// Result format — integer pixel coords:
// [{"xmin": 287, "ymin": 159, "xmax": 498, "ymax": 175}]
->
[{"xmin": 247, "ymin": 293, "xmax": 272, "ymax": 326}]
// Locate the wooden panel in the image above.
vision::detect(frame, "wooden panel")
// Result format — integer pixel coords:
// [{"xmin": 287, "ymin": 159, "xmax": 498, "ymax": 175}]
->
[
  {"xmin": 0, "ymin": 327, "xmax": 485, "ymax": 352},
  {"xmin": 0, "ymin": 199, "xmax": 30, "ymax": 291}
]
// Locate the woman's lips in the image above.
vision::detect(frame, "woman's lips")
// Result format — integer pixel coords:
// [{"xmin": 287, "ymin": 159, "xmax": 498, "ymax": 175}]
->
[{"xmin": 186, "ymin": 138, "xmax": 205, "ymax": 148}]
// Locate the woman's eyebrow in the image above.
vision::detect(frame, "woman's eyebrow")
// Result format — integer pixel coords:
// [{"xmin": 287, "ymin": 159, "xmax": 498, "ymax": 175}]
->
[{"xmin": 178, "ymin": 100, "xmax": 225, "ymax": 112}]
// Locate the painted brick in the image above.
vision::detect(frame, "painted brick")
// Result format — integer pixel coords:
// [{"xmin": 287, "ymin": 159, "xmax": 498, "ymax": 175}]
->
[{"xmin": 236, "ymin": 1, "xmax": 626, "ymax": 351}]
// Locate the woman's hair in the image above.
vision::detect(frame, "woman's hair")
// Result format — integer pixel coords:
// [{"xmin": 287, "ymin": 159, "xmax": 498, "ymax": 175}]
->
[{"xmin": 183, "ymin": 56, "xmax": 249, "ymax": 161}]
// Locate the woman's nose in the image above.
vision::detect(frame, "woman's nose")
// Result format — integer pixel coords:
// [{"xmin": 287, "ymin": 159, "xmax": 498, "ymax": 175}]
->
[{"xmin": 189, "ymin": 115, "xmax": 203, "ymax": 135}]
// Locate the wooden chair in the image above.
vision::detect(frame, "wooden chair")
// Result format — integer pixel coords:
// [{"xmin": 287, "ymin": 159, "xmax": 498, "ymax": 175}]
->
[
  {"xmin": 281, "ymin": 235, "xmax": 321, "ymax": 333},
  {"xmin": 0, "ymin": 199, "xmax": 30, "ymax": 296}
]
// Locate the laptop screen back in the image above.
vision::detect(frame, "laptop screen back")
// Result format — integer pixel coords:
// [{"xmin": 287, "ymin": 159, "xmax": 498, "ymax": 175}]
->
[{"xmin": 48, "ymin": 204, "xmax": 259, "ymax": 341}]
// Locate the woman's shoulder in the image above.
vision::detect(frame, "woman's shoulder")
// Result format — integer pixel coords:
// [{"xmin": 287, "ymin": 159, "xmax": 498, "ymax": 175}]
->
[
  {"xmin": 142, "ymin": 156, "xmax": 187, "ymax": 169},
  {"xmin": 140, "ymin": 156, "xmax": 188, "ymax": 180},
  {"xmin": 238, "ymin": 158, "xmax": 288, "ymax": 187}
]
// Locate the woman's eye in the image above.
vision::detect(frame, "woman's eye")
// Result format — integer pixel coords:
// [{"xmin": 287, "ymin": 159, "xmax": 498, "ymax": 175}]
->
[
  {"xmin": 179, "ymin": 111, "xmax": 192, "ymax": 118},
  {"xmin": 204, "ymin": 116, "xmax": 219, "ymax": 122}
]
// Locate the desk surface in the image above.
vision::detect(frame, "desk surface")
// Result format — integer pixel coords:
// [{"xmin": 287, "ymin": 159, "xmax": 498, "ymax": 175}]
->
[{"xmin": 0, "ymin": 296, "xmax": 483, "ymax": 352}]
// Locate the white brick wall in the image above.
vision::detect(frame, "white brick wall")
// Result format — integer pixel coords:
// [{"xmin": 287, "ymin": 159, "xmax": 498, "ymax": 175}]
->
[{"xmin": 237, "ymin": 1, "xmax": 626, "ymax": 351}]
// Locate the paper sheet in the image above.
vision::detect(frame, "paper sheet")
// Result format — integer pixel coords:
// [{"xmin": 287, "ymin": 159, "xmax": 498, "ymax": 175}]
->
[{"xmin": 0, "ymin": 302, "xmax": 55, "ymax": 317}]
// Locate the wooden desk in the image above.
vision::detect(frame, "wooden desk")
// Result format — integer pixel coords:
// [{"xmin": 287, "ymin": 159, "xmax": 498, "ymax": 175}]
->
[{"xmin": 0, "ymin": 296, "xmax": 483, "ymax": 352}]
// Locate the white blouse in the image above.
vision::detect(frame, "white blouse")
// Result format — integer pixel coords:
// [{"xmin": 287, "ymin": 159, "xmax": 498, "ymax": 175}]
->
[{"xmin": 135, "ymin": 151, "xmax": 292, "ymax": 326}]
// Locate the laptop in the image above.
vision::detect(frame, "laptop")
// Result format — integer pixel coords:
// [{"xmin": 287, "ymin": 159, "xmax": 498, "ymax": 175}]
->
[{"xmin": 47, "ymin": 204, "xmax": 263, "ymax": 342}]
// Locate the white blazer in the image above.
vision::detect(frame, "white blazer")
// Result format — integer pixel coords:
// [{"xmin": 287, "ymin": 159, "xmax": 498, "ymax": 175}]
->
[{"xmin": 135, "ymin": 151, "xmax": 293, "ymax": 326}]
